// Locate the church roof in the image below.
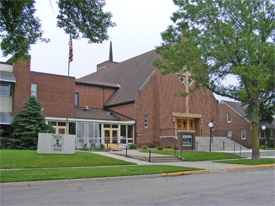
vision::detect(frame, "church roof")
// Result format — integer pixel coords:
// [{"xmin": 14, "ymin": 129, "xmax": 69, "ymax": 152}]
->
[
  {"xmin": 221, "ymin": 100, "xmax": 248, "ymax": 117},
  {"xmin": 75, "ymin": 107, "xmax": 120, "ymax": 121},
  {"xmin": 77, "ymin": 49, "xmax": 160, "ymax": 107}
]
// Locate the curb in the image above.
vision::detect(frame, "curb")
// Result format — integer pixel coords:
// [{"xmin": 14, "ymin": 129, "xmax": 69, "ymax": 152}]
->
[
  {"xmin": 162, "ymin": 169, "xmax": 210, "ymax": 176},
  {"xmin": 227, "ymin": 164, "xmax": 275, "ymax": 171}
]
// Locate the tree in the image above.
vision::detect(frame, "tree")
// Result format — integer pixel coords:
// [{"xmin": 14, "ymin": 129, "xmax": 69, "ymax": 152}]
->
[
  {"xmin": 244, "ymin": 94, "xmax": 275, "ymax": 125},
  {"xmin": 10, "ymin": 96, "xmax": 52, "ymax": 150},
  {"xmin": 0, "ymin": 0, "xmax": 115, "ymax": 63},
  {"xmin": 153, "ymin": 0, "xmax": 275, "ymax": 160}
]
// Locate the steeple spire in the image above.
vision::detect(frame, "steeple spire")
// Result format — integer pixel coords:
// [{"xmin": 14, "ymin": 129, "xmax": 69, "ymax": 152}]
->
[{"xmin": 109, "ymin": 41, "xmax": 113, "ymax": 62}]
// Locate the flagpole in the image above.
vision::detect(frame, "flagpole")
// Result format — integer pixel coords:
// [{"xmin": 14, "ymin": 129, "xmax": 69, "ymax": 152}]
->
[
  {"xmin": 66, "ymin": 36, "xmax": 73, "ymax": 134},
  {"xmin": 66, "ymin": 60, "xmax": 70, "ymax": 134}
]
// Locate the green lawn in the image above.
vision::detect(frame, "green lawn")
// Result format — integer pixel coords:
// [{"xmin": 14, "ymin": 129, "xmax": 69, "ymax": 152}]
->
[
  {"xmin": 0, "ymin": 150, "xmax": 135, "ymax": 169},
  {"xmin": 0, "ymin": 165, "xmax": 203, "ymax": 183},
  {"xmin": 216, "ymin": 158, "xmax": 275, "ymax": 165},
  {"xmin": 140, "ymin": 150, "xmax": 243, "ymax": 161}
]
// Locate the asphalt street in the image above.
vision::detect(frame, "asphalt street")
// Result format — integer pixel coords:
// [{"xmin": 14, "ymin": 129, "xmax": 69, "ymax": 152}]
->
[{"xmin": 1, "ymin": 167, "xmax": 274, "ymax": 206}]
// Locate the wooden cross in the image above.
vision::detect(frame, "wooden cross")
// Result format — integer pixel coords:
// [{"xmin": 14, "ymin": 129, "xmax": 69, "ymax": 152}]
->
[{"xmin": 179, "ymin": 66, "xmax": 192, "ymax": 113}]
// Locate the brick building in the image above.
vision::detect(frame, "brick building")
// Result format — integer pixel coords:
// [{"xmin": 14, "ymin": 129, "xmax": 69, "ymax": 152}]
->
[
  {"xmin": 0, "ymin": 46, "xmax": 220, "ymax": 149},
  {"xmin": 219, "ymin": 100, "xmax": 275, "ymax": 148}
]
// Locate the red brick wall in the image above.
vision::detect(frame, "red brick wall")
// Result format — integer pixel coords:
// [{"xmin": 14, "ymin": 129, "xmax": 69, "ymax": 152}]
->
[
  {"xmin": 110, "ymin": 104, "xmax": 136, "ymax": 120},
  {"xmin": 75, "ymin": 84, "xmax": 116, "ymax": 109},
  {"xmin": 12, "ymin": 58, "xmax": 75, "ymax": 118},
  {"xmin": 97, "ymin": 61, "xmax": 118, "ymax": 71},
  {"xmin": 30, "ymin": 72, "xmax": 75, "ymax": 118},
  {"xmin": 219, "ymin": 102, "xmax": 252, "ymax": 147},
  {"xmin": 12, "ymin": 58, "xmax": 31, "ymax": 115}
]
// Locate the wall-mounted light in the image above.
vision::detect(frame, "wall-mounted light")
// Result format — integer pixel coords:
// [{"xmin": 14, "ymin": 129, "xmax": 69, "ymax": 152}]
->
[
  {"xmin": 172, "ymin": 117, "xmax": 175, "ymax": 122},
  {"xmin": 200, "ymin": 119, "xmax": 203, "ymax": 123}
]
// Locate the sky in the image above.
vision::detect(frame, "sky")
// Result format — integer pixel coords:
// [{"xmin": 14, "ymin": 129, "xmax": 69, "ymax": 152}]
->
[{"xmin": 0, "ymin": 0, "xmax": 236, "ymax": 102}]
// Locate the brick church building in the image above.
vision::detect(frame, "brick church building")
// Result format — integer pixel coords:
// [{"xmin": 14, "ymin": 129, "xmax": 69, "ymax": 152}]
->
[{"xmin": 0, "ymin": 43, "xmax": 220, "ymax": 149}]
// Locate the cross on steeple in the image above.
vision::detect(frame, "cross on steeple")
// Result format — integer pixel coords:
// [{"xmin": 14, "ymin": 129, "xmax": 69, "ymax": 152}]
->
[{"xmin": 178, "ymin": 66, "xmax": 192, "ymax": 113}]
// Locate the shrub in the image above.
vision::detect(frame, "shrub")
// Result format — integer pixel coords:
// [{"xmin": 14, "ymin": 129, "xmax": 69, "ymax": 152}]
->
[
  {"xmin": 149, "ymin": 142, "xmax": 156, "ymax": 148},
  {"xmin": 164, "ymin": 145, "xmax": 172, "ymax": 148},
  {"xmin": 141, "ymin": 145, "xmax": 147, "ymax": 149},
  {"xmin": 156, "ymin": 146, "xmax": 163, "ymax": 150},
  {"xmin": 100, "ymin": 143, "xmax": 105, "ymax": 150},
  {"xmin": 172, "ymin": 146, "xmax": 178, "ymax": 150},
  {"xmin": 129, "ymin": 143, "xmax": 137, "ymax": 149}
]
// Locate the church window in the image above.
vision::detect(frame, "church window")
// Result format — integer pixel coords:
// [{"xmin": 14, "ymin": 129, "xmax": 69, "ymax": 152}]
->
[
  {"xmin": 227, "ymin": 113, "xmax": 232, "ymax": 122},
  {"xmin": 241, "ymin": 129, "xmax": 246, "ymax": 139},
  {"xmin": 144, "ymin": 115, "xmax": 148, "ymax": 128},
  {"xmin": 31, "ymin": 83, "xmax": 37, "ymax": 98},
  {"xmin": 75, "ymin": 93, "xmax": 79, "ymax": 105}
]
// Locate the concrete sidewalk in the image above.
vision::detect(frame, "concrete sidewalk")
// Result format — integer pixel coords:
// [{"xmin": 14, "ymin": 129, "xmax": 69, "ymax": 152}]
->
[{"xmin": 93, "ymin": 149, "xmax": 275, "ymax": 172}]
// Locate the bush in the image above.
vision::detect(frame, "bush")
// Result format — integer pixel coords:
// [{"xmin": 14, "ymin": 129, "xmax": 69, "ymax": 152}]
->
[
  {"xmin": 164, "ymin": 145, "xmax": 172, "ymax": 148},
  {"xmin": 100, "ymin": 143, "xmax": 105, "ymax": 150},
  {"xmin": 129, "ymin": 143, "xmax": 137, "ymax": 149},
  {"xmin": 149, "ymin": 142, "xmax": 156, "ymax": 148},
  {"xmin": 141, "ymin": 145, "xmax": 147, "ymax": 149},
  {"xmin": 172, "ymin": 146, "xmax": 178, "ymax": 150},
  {"xmin": 156, "ymin": 146, "xmax": 163, "ymax": 150}
]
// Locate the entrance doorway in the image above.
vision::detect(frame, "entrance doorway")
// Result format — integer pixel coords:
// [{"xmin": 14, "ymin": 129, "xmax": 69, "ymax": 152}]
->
[
  {"xmin": 176, "ymin": 119, "xmax": 195, "ymax": 131},
  {"xmin": 103, "ymin": 129, "xmax": 119, "ymax": 149}
]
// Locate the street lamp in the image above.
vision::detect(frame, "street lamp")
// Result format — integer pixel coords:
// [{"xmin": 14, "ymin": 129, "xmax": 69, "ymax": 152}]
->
[
  {"xmin": 208, "ymin": 122, "xmax": 214, "ymax": 152},
  {"xmin": 262, "ymin": 125, "xmax": 266, "ymax": 150}
]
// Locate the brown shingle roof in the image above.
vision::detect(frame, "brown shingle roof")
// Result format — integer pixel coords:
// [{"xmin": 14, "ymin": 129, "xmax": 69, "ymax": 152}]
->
[
  {"xmin": 77, "ymin": 49, "xmax": 160, "ymax": 107},
  {"xmin": 75, "ymin": 107, "xmax": 120, "ymax": 121},
  {"xmin": 221, "ymin": 100, "xmax": 248, "ymax": 117}
]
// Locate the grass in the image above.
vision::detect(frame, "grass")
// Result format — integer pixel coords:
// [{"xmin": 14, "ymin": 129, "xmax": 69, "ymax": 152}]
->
[
  {"xmin": 0, "ymin": 165, "xmax": 203, "ymax": 183},
  {"xmin": 259, "ymin": 145, "xmax": 275, "ymax": 150},
  {"xmin": 216, "ymin": 158, "xmax": 275, "ymax": 165},
  {"xmin": 0, "ymin": 150, "xmax": 135, "ymax": 169},
  {"xmin": 140, "ymin": 151, "xmax": 243, "ymax": 161}
]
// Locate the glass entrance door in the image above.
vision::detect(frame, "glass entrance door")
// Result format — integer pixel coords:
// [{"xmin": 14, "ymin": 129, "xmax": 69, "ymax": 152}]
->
[{"xmin": 103, "ymin": 129, "xmax": 119, "ymax": 149}]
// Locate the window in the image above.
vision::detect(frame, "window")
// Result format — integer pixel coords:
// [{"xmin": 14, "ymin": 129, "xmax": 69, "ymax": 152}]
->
[
  {"xmin": 241, "ymin": 130, "xmax": 246, "ymax": 139},
  {"xmin": 0, "ymin": 81, "xmax": 12, "ymax": 96},
  {"xmin": 144, "ymin": 115, "xmax": 148, "ymax": 128},
  {"xmin": 74, "ymin": 93, "xmax": 79, "ymax": 106},
  {"xmin": 270, "ymin": 129, "xmax": 274, "ymax": 139},
  {"xmin": 227, "ymin": 113, "xmax": 232, "ymax": 122},
  {"xmin": 31, "ymin": 83, "xmax": 37, "ymax": 98}
]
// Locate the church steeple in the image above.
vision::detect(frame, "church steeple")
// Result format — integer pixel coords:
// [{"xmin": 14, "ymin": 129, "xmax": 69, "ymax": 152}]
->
[
  {"xmin": 109, "ymin": 41, "xmax": 113, "ymax": 62},
  {"xmin": 96, "ymin": 41, "xmax": 118, "ymax": 72}
]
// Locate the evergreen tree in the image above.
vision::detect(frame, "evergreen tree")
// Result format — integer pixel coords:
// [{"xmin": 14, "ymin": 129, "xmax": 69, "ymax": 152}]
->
[{"xmin": 10, "ymin": 96, "xmax": 52, "ymax": 150}]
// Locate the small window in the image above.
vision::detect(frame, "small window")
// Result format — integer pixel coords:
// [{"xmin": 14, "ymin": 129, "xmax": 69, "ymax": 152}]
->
[
  {"xmin": 270, "ymin": 129, "xmax": 274, "ymax": 139},
  {"xmin": 227, "ymin": 113, "xmax": 232, "ymax": 122},
  {"xmin": 260, "ymin": 130, "xmax": 265, "ymax": 139},
  {"xmin": 0, "ymin": 81, "xmax": 12, "ymax": 96},
  {"xmin": 74, "ymin": 93, "xmax": 79, "ymax": 106},
  {"xmin": 241, "ymin": 129, "xmax": 246, "ymax": 139},
  {"xmin": 144, "ymin": 115, "xmax": 148, "ymax": 128},
  {"xmin": 31, "ymin": 83, "xmax": 37, "ymax": 98}
]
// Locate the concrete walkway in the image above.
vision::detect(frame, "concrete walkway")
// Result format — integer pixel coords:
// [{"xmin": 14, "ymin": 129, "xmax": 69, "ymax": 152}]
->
[{"xmin": 93, "ymin": 149, "xmax": 275, "ymax": 172}]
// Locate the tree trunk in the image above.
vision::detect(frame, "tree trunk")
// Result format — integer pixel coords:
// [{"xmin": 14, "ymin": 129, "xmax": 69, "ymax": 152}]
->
[{"xmin": 251, "ymin": 101, "xmax": 260, "ymax": 160}]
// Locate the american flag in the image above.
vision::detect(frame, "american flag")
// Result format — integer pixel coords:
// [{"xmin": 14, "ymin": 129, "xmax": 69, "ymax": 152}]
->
[{"xmin": 69, "ymin": 37, "xmax": 73, "ymax": 63}]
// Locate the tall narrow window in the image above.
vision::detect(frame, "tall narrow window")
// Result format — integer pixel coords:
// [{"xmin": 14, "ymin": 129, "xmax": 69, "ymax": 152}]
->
[
  {"xmin": 31, "ymin": 83, "xmax": 37, "ymax": 98},
  {"xmin": 144, "ymin": 115, "xmax": 148, "ymax": 128},
  {"xmin": 270, "ymin": 129, "xmax": 274, "ymax": 139},
  {"xmin": 227, "ymin": 113, "xmax": 232, "ymax": 123},
  {"xmin": 75, "ymin": 93, "xmax": 79, "ymax": 106},
  {"xmin": 241, "ymin": 129, "xmax": 246, "ymax": 139}
]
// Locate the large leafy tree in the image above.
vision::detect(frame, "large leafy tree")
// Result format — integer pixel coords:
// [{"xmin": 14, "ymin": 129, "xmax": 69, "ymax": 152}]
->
[
  {"xmin": 10, "ymin": 96, "xmax": 52, "ymax": 150},
  {"xmin": 153, "ymin": 0, "xmax": 275, "ymax": 160},
  {"xmin": 0, "ymin": 0, "xmax": 115, "ymax": 63}
]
